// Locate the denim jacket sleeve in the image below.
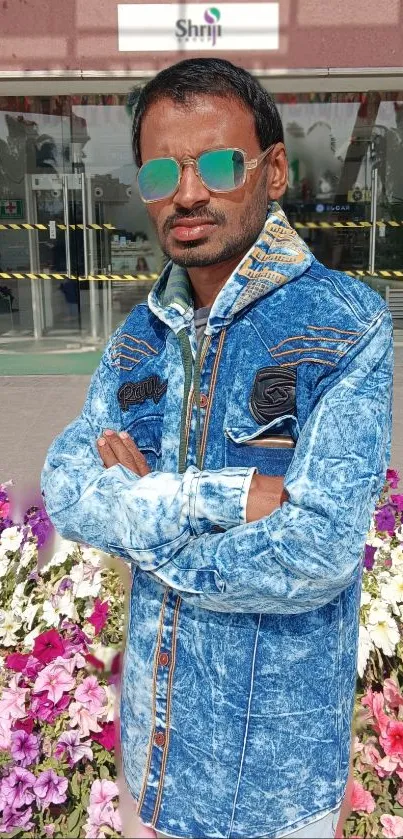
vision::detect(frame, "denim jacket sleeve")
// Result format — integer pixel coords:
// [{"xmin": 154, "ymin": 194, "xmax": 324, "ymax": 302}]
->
[
  {"xmin": 40, "ymin": 336, "xmax": 255, "ymax": 557},
  {"xmin": 130, "ymin": 306, "xmax": 394, "ymax": 615}
]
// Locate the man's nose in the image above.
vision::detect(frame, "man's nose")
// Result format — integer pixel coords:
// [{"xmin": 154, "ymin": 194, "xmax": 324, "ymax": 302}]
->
[{"xmin": 173, "ymin": 162, "xmax": 210, "ymax": 210}]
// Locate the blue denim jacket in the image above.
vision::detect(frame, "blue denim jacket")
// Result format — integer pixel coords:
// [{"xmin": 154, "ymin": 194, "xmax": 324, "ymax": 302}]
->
[{"xmin": 42, "ymin": 203, "xmax": 393, "ymax": 839}]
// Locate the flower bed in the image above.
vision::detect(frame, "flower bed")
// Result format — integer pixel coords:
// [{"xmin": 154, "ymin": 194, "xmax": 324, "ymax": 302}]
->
[{"xmin": 0, "ymin": 470, "xmax": 402, "ymax": 838}]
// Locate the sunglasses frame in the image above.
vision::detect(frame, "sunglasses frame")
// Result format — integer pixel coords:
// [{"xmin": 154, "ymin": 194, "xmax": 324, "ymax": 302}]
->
[{"xmin": 137, "ymin": 144, "xmax": 276, "ymax": 204}]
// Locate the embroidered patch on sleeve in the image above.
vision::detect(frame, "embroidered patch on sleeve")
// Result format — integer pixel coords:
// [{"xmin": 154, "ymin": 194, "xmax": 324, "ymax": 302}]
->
[
  {"xmin": 117, "ymin": 376, "xmax": 168, "ymax": 411},
  {"xmin": 250, "ymin": 367, "xmax": 297, "ymax": 424}
]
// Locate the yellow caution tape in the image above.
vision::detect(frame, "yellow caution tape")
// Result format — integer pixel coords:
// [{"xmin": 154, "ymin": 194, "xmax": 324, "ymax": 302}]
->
[
  {"xmin": 0, "ymin": 223, "xmax": 116, "ymax": 231},
  {"xmin": 1, "ymin": 220, "xmax": 403, "ymax": 232},
  {"xmin": 0, "ymin": 272, "xmax": 158, "ymax": 282},
  {"xmin": 1, "ymin": 270, "xmax": 403, "ymax": 282}
]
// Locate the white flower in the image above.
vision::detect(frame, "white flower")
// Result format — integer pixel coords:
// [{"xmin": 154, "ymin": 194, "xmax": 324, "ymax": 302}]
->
[
  {"xmin": 70, "ymin": 561, "xmax": 102, "ymax": 598},
  {"xmin": 22, "ymin": 602, "xmax": 40, "ymax": 630},
  {"xmin": 0, "ymin": 526, "xmax": 23, "ymax": 553},
  {"xmin": 367, "ymin": 604, "xmax": 400, "ymax": 656},
  {"xmin": 101, "ymin": 683, "xmax": 118, "ymax": 722},
  {"xmin": 58, "ymin": 591, "xmax": 79, "ymax": 622},
  {"xmin": 89, "ymin": 642, "xmax": 118, "ymax": 671},
  {"xmin": 360, "ymin": 590, "xmax": 372, "ymax": 608},
  {"xmin": 80, "ymin": 546, "xmax": 106, "ymax": 568},
  {"xmin": 42, "ymin": 599, "xmax": 60, "ymax": 628},
  {"xmin": 0, "ymin": 610, "xmax": 23, "ymax": 646},
  {"xmin": 366, "ymin": 528, "xmax": 388, "ymax": 548},
  {"xmin": 0, "ymin": 557, "xmax": 10, "ymax": 578},
  {"xmin": 11, "ymin": 582, "xmax": 26, "ymax": 610},
  {"xmin": 380, "ymin": 575, "xmax": 403, "ymax": 614},
  {"xmin": 82, "ymin": 621, "xmax": 96, "ymax": 639},
  {"xmin": 391, "ymin": 545, "xmax": 403, "ymax": 566},
  {"xmin": 358, "ymin": 624, "xmax": 374, "ymax": 678},
  {"xmin": 39, "ymin": 537, "xmax": 77, "ymax": 572},
  {"xmin": 395, "ymin": 524, "xmax": 403, "ymax": 542},
  {"xmin": 20, "ymin": 540, "xmax": 37, "ymax": 568},
  {"xmin": 22, "ymin": 624, "xmax": 42, "ymax": 651}
]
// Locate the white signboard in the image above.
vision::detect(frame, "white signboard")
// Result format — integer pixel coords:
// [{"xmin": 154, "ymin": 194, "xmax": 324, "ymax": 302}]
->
[{"xmin": 118, "ymin": 3, "xmax": 279, "ymax": 52}]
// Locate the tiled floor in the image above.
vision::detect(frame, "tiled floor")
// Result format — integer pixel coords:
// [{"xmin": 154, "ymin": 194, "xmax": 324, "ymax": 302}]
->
[{"xmin": 1, "ymin": 348, "xmax": 403, "ymax": 495}]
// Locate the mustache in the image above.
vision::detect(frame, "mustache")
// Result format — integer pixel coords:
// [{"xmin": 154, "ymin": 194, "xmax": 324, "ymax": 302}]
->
[{"xmin": 163, "ymin": 209, "xmax": 225, "ymax": 235}]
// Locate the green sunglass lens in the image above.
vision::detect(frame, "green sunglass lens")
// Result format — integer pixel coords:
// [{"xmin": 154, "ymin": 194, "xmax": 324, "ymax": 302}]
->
[
  {"xmin": 138, "ymin": 158, "xmax": 179, "ymax": 201},
  {"xmin": 199, "ymin": 149, "xmax": 245, "ymax": 191}
]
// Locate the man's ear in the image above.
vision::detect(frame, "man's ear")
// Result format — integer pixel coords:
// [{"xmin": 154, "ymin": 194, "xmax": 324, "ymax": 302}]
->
[{"xmin": 267, "ymin": 143, "xmax": 288, "ymax": 201}]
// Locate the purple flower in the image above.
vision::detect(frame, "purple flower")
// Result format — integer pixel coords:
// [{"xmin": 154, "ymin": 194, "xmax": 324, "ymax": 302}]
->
[
  {"xmin": 0, "ymin": 516, "xmax": 13, "ymax": 535},
  {"xmin": 10, "ymin": 729, "xmax": 40, "ymax": 767},
  {"xmin": 33, "ymin": 769, "xmax": 68, "ymax": 807},
  {"xmin": 0, "ymin": 804, "xmax": 34, "ymax": 832},
  {"xmin": 29, "ymin": 691, "xmax": 70, "ymax": 723},
  {"xmin": 58, "ymin": 577, "xmax": 73, "ymax": 594},
  {"xmin": 391, "ymin": 494, "xmax": 403, "ymax": 512},
  {"xmin": 375, "ymin": 504, "xmax": 396, "ymax": 535},
  {"xmin": 1, "ymin": 767, "xmax": 36, "ymax": 809},
  {"xmin": 364, "ymin": 544, "xmax": 377, "ymax": 570},
  {"xmin": 387, "ymin": 468, "xmax": 400, "ymax": 489},
  {"xmin": 23, "ymin": 505, "xmax": 53, "ymax": 548}
]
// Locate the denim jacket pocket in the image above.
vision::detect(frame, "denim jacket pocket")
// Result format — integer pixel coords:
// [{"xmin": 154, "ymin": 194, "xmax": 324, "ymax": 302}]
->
[
  {"xmin": 224, "ymin": 415, "xmax": 300, "ymax": 476},
  {"xmin": 123, "ymin": 414, "xmax": 162, "ymax": 472}
]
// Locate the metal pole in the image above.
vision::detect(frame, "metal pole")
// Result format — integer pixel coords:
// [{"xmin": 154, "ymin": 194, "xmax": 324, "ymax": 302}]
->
[
  {"xmin": 369, "ymin": 142, "xmax": 378, "ymax": 274},
  {"xmin": 62, "ymin": 175, "xmax": 72, "ymax": 277},
  {"xmin": 81, "ymin": 173, "xmax": 99, "ymax": 339},
  {"xmin": 25, "ymin": 174, "xmax": 42, "ymax": 339}
]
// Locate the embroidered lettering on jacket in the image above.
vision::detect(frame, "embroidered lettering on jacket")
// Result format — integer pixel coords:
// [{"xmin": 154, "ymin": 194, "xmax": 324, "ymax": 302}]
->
[
  {"xmin": 117, "ymin": 376, "xmax": 168, "ymax": 411},
  {"xmin": 250, "ymin": 367, "xmax": 297, "ymax": 424}
]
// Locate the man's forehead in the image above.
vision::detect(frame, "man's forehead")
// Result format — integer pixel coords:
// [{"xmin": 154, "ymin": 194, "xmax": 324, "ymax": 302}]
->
[{"xmin": 140, "ymin": 94, "xmax": 256, "ymax": 159}]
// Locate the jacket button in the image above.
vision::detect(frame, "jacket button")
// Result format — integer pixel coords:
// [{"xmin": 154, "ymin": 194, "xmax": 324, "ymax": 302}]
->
[
  {"xmin": 155, "ymin": 731, "xmax": 166, "ymax": 747},
  {"xmin": 199, "ymin": 393, "xmax": 209, "ymax": 409},
  {"xmin": 159, "ymin": 652, "xmax": 169, "ymax": 666}
]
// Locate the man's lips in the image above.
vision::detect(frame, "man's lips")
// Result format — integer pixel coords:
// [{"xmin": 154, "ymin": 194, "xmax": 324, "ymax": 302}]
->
[{"xmin": 170, "ymin": 219, "xmax": 217, "ymax": 242}]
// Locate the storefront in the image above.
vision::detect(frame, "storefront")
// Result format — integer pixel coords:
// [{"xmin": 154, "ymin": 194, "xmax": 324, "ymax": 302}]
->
[{"xmin": 1, "ymin": 0, "xmax": 403, "ymax": 349}]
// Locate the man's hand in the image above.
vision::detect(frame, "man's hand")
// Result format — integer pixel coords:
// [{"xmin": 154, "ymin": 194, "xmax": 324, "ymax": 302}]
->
[
  {"xmin": 97, "ymin": 429, "xmax": 151, "ymax": 476},
  {"xmin": 246, "ymin": 474, "xmax": 289, "ymax": 523}
]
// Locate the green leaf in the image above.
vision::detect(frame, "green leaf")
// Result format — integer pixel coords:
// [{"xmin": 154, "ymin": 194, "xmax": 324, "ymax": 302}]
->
[
  {"xmin": 100, "ymin": 765, "xmax": 111, "ymax": 780},
  {"xmin": 67, "ymin": 807, "xmax": 81, "ymax": 832}
]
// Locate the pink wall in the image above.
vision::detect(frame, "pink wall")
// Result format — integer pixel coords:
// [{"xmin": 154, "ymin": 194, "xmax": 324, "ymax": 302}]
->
[{"xmin": 0, "ymin": 0, "xmax": 402, "ymax": 73}]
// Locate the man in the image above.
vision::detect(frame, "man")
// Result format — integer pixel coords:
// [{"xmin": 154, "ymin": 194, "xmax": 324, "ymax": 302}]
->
[{"xmin": 41, "ymin": 58, "xmax": 393, "ymax": 839}]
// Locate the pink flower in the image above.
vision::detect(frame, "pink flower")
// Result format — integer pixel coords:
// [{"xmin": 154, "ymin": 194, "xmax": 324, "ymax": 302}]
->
[
  {"xmin": 0, "ymin": 678, "xmax": 28, "ymax": 722},
  {"xmin": 33, "ymin": 659, "xmax": 76, "ymax": 704},
  {"xmin": 350, "ymin": 779, "xmax": 376, "ymax": 813},
  {"xmin": 362, "ymin": 689, "xmax": 390, "ymax": 737},
  {"xmin": 5, "ymin": 653, "xmax": 30, "ymax": 672},
  {"xmin": 54, "ymin": 729, "xmax": 93, "ymax": 766},
  {"xmin": 29, "ymin": 690, "xmax": 70, "ymax": 723},
  {"xmin": 90, "ymin": 778, "xmax": 119, "ymax": 806},
  {"xmin": 387, "ymin": 469, "xmax": 400, "ymax": 489},
  {"xmin": 391, "ymin": 494, "xmax": 403, "ymax": 512},
  {"xmin": 75, "ymin": 676, "xmax": 106, "ymax": 714},
  {"xmin": 44, "ymin": 826, "xmax": 56, "ymax": 837},
  {"xmin": 88, "ymin": 599, "xmax": 109, "ymax": 635},
  {"xmin": 361, "ymin": 741, "xmax": 382, "ymax": 768},
  {"xmin": 381, "ymin": 815, "xmax": 403, "ymax": 837},
  {"xmin": 384, "ymin": 679, "xmax": 403, "ymax": 710},
  {"xmin": 68, "ymin": 702, "xmax": 102, "ymax": 737},
  {"xmin": 380, "ymin": 720, "xmax": 403, "ymax": 757},
  {"xmin": 0, "ymin": 717, "xmax": 12, "ymax": 750},
  {"xmin": 92, "ymin": 721, "xmax": 116, "ymax": 751},
  {"xmin": 1, "ymin": 766, "xmax": 36, "ymax": 809},
  {"xmin": 33, "ymin": 769, "xmax": 68, "ymax": 807},
  {"xmin": 33, "ymin": 629, "xmax": 65, "ymax": 665},
  {"xmin": 10, "ymin": 729, "xmax": 40, "ymax": 767}
]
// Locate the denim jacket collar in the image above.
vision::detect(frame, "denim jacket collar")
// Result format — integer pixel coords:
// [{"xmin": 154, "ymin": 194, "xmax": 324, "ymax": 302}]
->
[{"xmin": 148, "ymin": 201, "xmax": 314, "ymax": 335}]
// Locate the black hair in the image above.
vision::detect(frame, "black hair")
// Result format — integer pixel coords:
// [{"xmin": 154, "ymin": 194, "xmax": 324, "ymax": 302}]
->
[{"xmin": 128, "ymin": 57, "xmax": 284, "ymax": 167}]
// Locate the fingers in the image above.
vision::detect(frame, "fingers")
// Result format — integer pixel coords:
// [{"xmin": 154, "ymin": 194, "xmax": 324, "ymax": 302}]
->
[
  {"xmin": 97, "ymin": 437, "xmax": 119, "ymax": 468},
  {"xmin": 96, "ymin": 430, "xmax": 151, "ymax": 476},
  {"xmin": 117, "ymin": 432, "xmax": 151, "ymax": 476}
]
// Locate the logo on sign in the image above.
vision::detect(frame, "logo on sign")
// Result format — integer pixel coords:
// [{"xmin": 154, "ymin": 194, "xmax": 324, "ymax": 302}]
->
[{"xmin": 176, "ymin": 6, "xmax": 222, "ymax": 46}]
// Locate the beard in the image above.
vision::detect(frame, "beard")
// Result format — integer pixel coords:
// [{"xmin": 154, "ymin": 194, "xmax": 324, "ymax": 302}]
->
[{"xmin": 157, "ymin": 179, "xmax": 270, "ymax": 268}]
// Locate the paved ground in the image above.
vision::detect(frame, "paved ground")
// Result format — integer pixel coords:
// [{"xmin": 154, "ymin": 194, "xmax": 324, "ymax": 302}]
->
[{"xmin": 2, "ymin": 347, "xmax": 403, "ymax": 495}]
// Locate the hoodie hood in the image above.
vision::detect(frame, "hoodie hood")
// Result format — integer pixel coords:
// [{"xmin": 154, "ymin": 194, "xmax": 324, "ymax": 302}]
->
[{"xmin": 148, "ymin": 201, "xmax": 314, "ymax": 335}]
